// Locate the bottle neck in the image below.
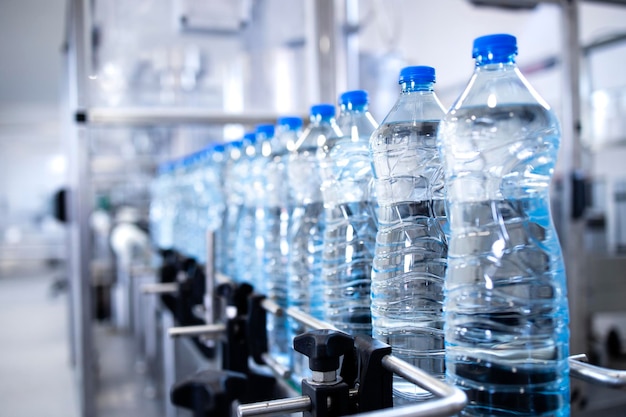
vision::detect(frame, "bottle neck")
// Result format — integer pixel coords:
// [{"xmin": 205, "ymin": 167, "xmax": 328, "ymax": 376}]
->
[
  {"xmin": 310, "ymin": 114, "xmax": 335, "ymax": 125},
  {"xmin": 340, "ymin": 102, "xmax": 368, "ymax": 113},
  {"xmin": 401, "ymin": 81, "xmax": 434, "ymax": 94},
  {"xmin": 474, "ymin": 53, "xmax": 516, "ymax": 69}
]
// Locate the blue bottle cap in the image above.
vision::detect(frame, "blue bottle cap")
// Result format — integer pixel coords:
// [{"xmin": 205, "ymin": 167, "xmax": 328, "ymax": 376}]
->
[
  {"xmin": 256, "ymin": 124, "xmax": 275, "ymax": 138},
  {"xmin": 399, "ymin": 66, "xmax": 435, "ymax": 84},
  {"xmin": 277, "ymin": 116, "xmax": 303, "ymax": 130},
  {"xmin": 229, "ymin": 139, "xmax": 243, "ymax": 149},
  {"xmin": 310, "ymin": 104, "xmax": 336, "ymax": 118},
  {"xmin": 339, "ymin": 90, "xmax": 369, "ymax": 106},
  {"xmin": 472, "ymin": 33, "xmax": 517, "ymax": 61},
  {"xmin": 213, "ymin": 143, "xmax": 225, "ymax": 153},
  {"xmin": 243, "ymin": 132, "xmax": 257, "ymax": 144}
]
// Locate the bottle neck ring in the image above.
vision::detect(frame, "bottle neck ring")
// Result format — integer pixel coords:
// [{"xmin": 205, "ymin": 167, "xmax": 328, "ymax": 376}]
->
[{"xmin": 401, "ymin": 81, "xmax": 434, "ymax": 93}]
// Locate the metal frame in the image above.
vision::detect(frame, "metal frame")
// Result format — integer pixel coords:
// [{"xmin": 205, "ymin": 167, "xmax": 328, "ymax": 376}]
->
[{"xmin": 65, "ymin": 1, "xmax": 96, "ymax": 416}]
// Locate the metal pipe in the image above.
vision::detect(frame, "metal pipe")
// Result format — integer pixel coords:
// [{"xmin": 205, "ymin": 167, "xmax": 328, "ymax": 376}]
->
[
  {"xmin": 168, "ymin": 324, "xmax": 226, "ymax": 338},
  {"xmin": 569, "ymin": 357, "xmax": 626, "ymax": 389},
  {"xmin": 261, "ymin": 352, "xmax": 291, "ymax": 380},
  {"xmin": 141, "ymin": 282, "xmax": 179, "ymax": 295},
  {"xmin": 285, "ymin": 306, "xmax": 338, "ymax": 331},
  {"xmin": 78, "ymin": 107, "xmax": 284, "ymax": 126},
  {"xmin": 237, "ymin": 353, "xmax": 466, "ymax": 417},
  {"xmin": 381, "ymin": 356, "xmax": 453, "ymax": 399},
  {"xmin": 205, "ymin": 230, "xmax": 216, "ymax": 325},
  {"xmin": 237, "ymin": 396, "xmax": 312, "ymax": 417},
  {"xmin": 260, "ymin": 298, "xmax": 283, "ymax": 316}
]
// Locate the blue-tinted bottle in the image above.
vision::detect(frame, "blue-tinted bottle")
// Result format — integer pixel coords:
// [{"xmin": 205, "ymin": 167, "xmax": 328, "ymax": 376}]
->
[
  {"xmin": 259, "ymin": 116, "xmax": 303, "ymax": 369},
  {"xmin": 438, "ymin": 34, "xmax": 570, "ymax": 417},
  {"xmin": 234, "ymin": 131, "xmax": 265, "ymax": 286},
  {"xmin": 220, "ymin": 139, "xmax": 244, "ymax": 279},
  {"xmin": 150, "ymin": 161, "xmax": 176, "ymax": 250},
  {"xmin": 369, "ymin": 66, "xmax": 448, "ymax": 403},
  {"xmin": 321, "ymin": 90, "xmax": 378, "ymax": 336},
  {"xmin": 287, "ymin": 104, "xmax": 342, "ymax": 383}
]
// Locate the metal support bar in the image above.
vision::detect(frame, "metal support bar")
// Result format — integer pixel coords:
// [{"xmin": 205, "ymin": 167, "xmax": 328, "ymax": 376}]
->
[
  {"xmin": 261, "ymin": 352, "xmax": 291, "ymax": 380},
  {"xmin": 168, "ymin": 324, "xmax": 226, "ymax": 338},
  {"xmin": 569, "ymin": 356, "xmax": 626, "ymax": 389},
  {"xmin": 237, "ymin": 352, "xmax": 466, "ymax": 417},
  {"xmin": 141, "ymin": 282, "xmax": 179, "ymax": 295},
  {"xmin": 205, "ymin": 230, "xmax": 217, "ymax": 325},
  {"xmin": 285, "ymin": 306, "xmax": 338, "ymax": 331},
  {"xmin": 238, "ymin": 396, "xmax": 313, "ymax": 417},
  {"xmin": 77, "ymin": 107, "xmax": 284, "ymax": 126}
]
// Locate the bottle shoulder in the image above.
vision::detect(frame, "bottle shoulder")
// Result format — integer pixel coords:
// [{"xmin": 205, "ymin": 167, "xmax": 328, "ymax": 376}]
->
[
  {"xmin": 450, "ymin": 67, "xmax": 552, "ymax": 112},
  {"xmin": 381, "ymin": 92, "xmax": 446, "ymax": 125}
]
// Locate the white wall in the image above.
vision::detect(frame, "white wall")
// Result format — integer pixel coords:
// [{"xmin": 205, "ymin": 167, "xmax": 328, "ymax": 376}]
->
[{"xmin": 0, "ymin": 0, "xmax": 68, "ymax": 258}]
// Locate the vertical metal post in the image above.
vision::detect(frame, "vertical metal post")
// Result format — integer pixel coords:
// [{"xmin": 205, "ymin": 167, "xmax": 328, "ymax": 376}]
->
[
  {"xmin": 204, "ymin": 229, "xmax": 216, "ymax": 327},
  {"xmin": 305, "ymin": 0, "xmax": 341, "ymax": 104},
  {"xmin": 65, "ymin": 0, "xmax": 96, "ymax": 415},
  {"xmin": 560, "ymin": 0, "xmax": 586, "ymax": 357},
  {"xmin": 344, "ymin": 0, "xmax": 360, "ymax": 92}
]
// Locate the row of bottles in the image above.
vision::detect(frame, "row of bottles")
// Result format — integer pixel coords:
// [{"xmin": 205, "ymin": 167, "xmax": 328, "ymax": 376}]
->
[{"xmin": 149, "ymin": 34, "xmax": 570, "ymax": 417}]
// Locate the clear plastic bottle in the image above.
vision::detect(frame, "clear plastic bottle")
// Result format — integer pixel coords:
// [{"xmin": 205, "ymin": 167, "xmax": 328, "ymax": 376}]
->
[
  {"xmin": 172, "ymin": 155, "xmax": 196, "ymax": 257},
  {"xmin": 220, "ymin": 139, "xmax": 244, "ymax": 279},
  {"xmin": 287, "ymin": 104, "xmax": 342, "ymax": 383},
  {"xmin": 234, "ymin": 131, "xmax": 263, "ymax": 286},
  {"xmin": 259, "ymin": 116, "xmax": 303, "ymax": 369},
  {"xmin": 193, "ymin": 143, "xmax": 226, "ymax": 265},
  {"xmin": 438, "ymin": 34, "xmax": 569, "ymax": 417},
  {"xmin": 150, "ymin": 161, "xmax": 176, "ymax": 250},
  {"xmin": 369, "ymin": 66, "xmax": 448, "ymax": 403},
  {"xmin": 321, "ymin": 90, "xmax": 378, "ymax": 337}
]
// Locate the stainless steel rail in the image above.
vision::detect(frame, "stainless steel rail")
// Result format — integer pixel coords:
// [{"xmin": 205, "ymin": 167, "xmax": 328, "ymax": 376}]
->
[
  {"xmin": 80, "ymin": 107, "xmax": 285, "ymax": 126},
  {"xmin": 168, "ymin": 324, "xmax": 226, "ymax": 338},
  {"xmin": 569, "ymin": 355, "xmax": 626, "ymax": 389},
  {"xmin": 238, "ymin": 304, "xmax": 467, "ymax": 417},
  {"xmin": 141, "ymin": 282, "xmax": 179, "ymax": 295},
  {"xmin": 238, "ymin": 396, "xmax": 313, "ymax": 417}
]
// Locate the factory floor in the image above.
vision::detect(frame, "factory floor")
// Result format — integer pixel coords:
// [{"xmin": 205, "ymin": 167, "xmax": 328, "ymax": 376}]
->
[{"xmin": 0, "ymin": 262, "xmax": 162, "ymax": 417}]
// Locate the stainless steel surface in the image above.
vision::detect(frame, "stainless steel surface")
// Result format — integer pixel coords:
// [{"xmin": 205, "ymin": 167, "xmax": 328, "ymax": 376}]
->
[
  {"xmin": 161, "ymin": 308, "xmax": 177, "ymax": 417},
  {"xmin": 141, "ymin": 282, "xmax": 179, "ymax": 295},
  {"xmin": 204, "ymin": 230, "xmax": 217, "ymax": 325},
  {"xmin": 237, "ymin": 396, "xmax": 312, "ymax": 417},
  {"xmin": 168, "ymin": 323, "xmax": 226, "ymax": 338},
  {"xmin": 65, "ymin": 0, "xmax": 96, "ymax": 415},
  {"xmin": 570, "ymin": 356, "xmax": 626, "ymax": 389},
  {"xmin": 261, "ymin": 352, "xmax": 291, "ymax": 380},
  {"xmin": 82, "ymin": 107, "xmax": 283, "ymax": 127},
  {"xmin": 304, "ymin": 0, "xmax": 340, "ymax": 104},
  {"xmin": 238, "ymin": 352, "xmax": 467, "ymax": 417},
  {"xmin": 285, "ymin": 306, "xmax": 338, "ymax": 331},
  {"xmin": 260, "ymin": 298, "xmax": 283, "ymax": 316}
]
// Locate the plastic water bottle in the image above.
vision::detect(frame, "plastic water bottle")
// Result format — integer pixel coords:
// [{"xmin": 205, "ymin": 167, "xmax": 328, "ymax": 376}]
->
[
  {"xmin": 287, "ymin": 104, "xmax": 342, "ymax": 383},
  {"xmin": 369, "ymin": 66, "xmax": 448, "ymax": 403},
  {"xmin": 172, "ymin": 155, "xmax": 196, "ymax": 257},
  {"xmin": 234, "ymin": 131, "xmax": 263, "ymax": 285},
  {"xmin": 193, "ymin": 144, "xmax": 226, "ymax": 265},
  {"xmin": 321, "ymin": 90, "xmax": 378, "ymax": 337},
  {"xmin": 220, "ymin": 139, "xmax": 244, "ymax": 279},
  {"xmin": 259, "ymin": 116, "xmax": 303, "ymax": 369},
  {"xmin": 150, "ymin": 161, "xmax": 176, "ymax": 250},
  {"xmin": 438, "ymin": 34, "xmax": 570, "ymax": 417}
]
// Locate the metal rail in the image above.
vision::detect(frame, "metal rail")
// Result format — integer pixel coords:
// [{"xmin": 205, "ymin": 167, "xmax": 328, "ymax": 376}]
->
[
  {"xmin": 168, "ymin": 323, "xmax": 226, "ymax": 338},
  {"xmin": 141, "ymin": 282, "xmax": 179, "ymax": 295},
  {"xmin": 77, "ymin": 107, "xmax": 286, "ymax": 126},
  {"xmin": 569, "ymin": 355, "xmax": 626, "ymax": 389},
  {"xmin": 238, "ymin": 303, "xmax": 467, "ymax": 417}
]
